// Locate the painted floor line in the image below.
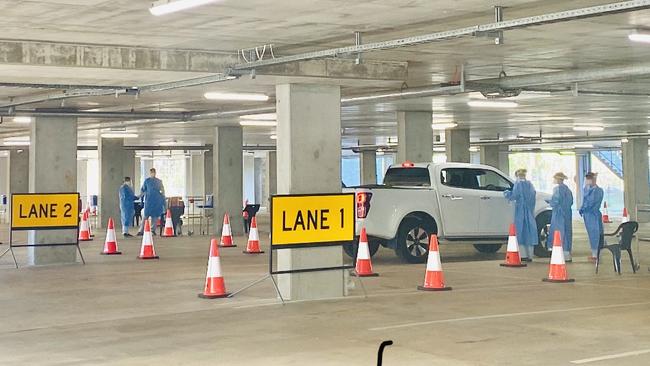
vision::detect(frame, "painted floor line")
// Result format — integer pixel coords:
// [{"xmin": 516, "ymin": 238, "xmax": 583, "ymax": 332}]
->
[
  {"xmin": 570, "ymin": 349, "xmax": 650, "ymax": 364},
  {"xmin": 368, "ymin": 301, "xmax": 650, "ymax": 331}
]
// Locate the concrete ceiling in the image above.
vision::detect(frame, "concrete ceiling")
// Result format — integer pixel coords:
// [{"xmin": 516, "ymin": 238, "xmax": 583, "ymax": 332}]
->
[{"xmin": 1, "ymin": 0, "xmax": 650, "ymax": 149}]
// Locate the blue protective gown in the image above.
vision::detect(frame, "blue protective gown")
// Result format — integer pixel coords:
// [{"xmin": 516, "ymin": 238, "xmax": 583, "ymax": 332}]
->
[
  {"xmin": 504, "ymin": 179, "xmax": 538, "ymax": 246},
  {"xmin": 119, "ymin": 183, "xmax": 136, "ymax": 232},
  {"xmin": 141, "ymin": 177, "xmax": 166, "ymax": 220},
  {"xmin": 547, "ymin": 183, "xmax": 573, "ymax": 251},
  {"xmin": 580, "ymin": 185, "xmax": 604, "ymax": 255}
]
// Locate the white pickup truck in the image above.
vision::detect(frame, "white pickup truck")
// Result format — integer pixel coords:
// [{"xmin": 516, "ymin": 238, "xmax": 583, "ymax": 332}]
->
[{"xmin": 344, "ymin": 162, "xmax": 552, "ymax": 263}]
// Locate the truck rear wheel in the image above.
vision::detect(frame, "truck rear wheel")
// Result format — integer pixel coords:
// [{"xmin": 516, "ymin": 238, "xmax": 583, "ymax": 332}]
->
[
  {"xmin": 396, "ymin": 218, "xmax": 435, "ymax": 264},
  {"xmin": 534, "ymin": 211, "xmax": 552, "ymax": 258},
  {"xmin": 343, "ymin": 240, "xmax": 380, "ymax": 259}
]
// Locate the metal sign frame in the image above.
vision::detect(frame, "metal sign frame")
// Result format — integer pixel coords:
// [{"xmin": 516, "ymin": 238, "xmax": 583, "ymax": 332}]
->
[{"xmin": 0, "ymin": 192, "xmax": 85, "ymax": 268}]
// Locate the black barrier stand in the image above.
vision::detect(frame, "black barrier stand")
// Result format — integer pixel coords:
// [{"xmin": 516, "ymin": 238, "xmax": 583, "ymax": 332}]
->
[
  {"xmin": 228, "ymin": 193, "xmax": 365, "ymax": 303},
  {"xmin": 0, "ymin": 193, "xmax": 85, "ymax": 268}
]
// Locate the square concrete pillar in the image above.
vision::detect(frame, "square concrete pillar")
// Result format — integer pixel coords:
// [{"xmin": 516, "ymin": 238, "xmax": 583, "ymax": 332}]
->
[
  {"xmin": 445, "ymin": 129, "xmax": 470, "ymax": 163},
  {"xmin": 133, "ymin": 157, "xmax": 142, "ymax": 191},
  {"xmin": 276, "ymin": 83, "xmax": 344, "ymax": 301},
  {"xmin": 397, "ymin": 111, "xmax": 433, "ymax": 163},
  {"xmin": 214, "ymin": 127, "xmax": 243, "ymax": 235},
  {"xmin": 360, "ymin": 150, "xmax": 377, "ymax": 185},
  {"xmin": 99, "ymin": 138, "xmax": 131, "ymax": 229},
  {"xmin": 28, "ymin": 116, "xmax": 78, "ymax": 265},
  {"xmin": 622, "ymin": 138, "xmax": 650, "ymax": 221},
  {"xmin": 480, "ymin": 145, "xmax": 509, "ymax": 174},
  {"xmin": 265, "ymin": 151, "xmax": 277, "ymax": 207},
  {"xmin": 7, "ymin": 149, "xmax": 29, "ymax": 217},
  {"xmin": 189, "ymin": 153, "xmax": 204, "ymax": 198},
  {"xmin": 204, "ymin": 149, "xmax": 213, "ymax": 196}
]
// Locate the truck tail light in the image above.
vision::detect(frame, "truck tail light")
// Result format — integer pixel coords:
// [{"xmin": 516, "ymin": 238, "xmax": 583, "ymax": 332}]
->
[{"xmin": 356, "ymin": 192, "xmax": 373, "ymax": 218}]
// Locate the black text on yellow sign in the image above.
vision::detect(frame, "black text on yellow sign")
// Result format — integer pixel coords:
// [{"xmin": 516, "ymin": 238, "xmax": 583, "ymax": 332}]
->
[
  {"xmin": 11, "ymin": 193, "xmax": 80, "ymax": 230},
  {"xmin": 271, "ymin": 193, "xmax": 355, "ymax": 246}
]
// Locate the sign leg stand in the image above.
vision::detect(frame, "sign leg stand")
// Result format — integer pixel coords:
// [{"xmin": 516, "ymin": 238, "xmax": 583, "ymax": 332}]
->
[
  {"xmin": 0, "ymin": 246, "xmax": 18, "ymax": 268},
  {"xmin": 228, "ymin": 274, "xmax": 286, "ymax": 305},
  {"xmin": 76, "ymin": 244, "xmax": 86, "ymax": 265},
  {"xmin": 353, "ymin": 271, "xmax": 368, "ymax": 299}
]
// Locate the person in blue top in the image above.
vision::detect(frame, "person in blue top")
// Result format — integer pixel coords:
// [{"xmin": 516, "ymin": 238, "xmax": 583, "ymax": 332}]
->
[
  {"xmin": 137, "ymin": 168, "xmax": 166, "ymax": 236},
  {"xmin": 546, "ymin": 172, "xmax": 573, "ymax": 261},
  {"xmin": 118, "ymin": 177, "xmax": 138, "ymax": 237},
  {"xmin": 580, "ymin": 172, "xmax": 604, "ymax": 261},
  {"xmin": 504, "ymin": 169, "xmax": 538, "ymax": 262}
]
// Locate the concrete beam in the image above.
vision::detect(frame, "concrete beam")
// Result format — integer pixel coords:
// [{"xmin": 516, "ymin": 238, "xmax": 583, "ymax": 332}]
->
[
  {"xmin": 257, "ymin": 59, "xmax": 407, "ymax": 81},
  {"xmin": 0, "ymin": 40, "xmax": 238, "ymax": 73}
]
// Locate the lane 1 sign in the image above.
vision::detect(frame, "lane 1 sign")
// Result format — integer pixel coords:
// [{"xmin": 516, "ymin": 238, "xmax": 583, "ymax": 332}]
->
[
  {"xmin": 11, "ymin": 193, "xmax": 80, "ymax": 230},
  {"xmin": 271, "ymin": 193, "xmax": 355, "ymax": 247}
]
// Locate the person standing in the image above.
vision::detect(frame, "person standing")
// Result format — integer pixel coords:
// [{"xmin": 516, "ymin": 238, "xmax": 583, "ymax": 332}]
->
[
  {"xmin": 119, "ymin": 177, "xmax": 137, "ymax": 238},
  {"xmin": 580, "ymin": 172, "xmax": 604, "ymax": 261},
  {"xmin": 504, "ymin": 169, "xmax": 538, "ymax": 262},
  {"xmin": 138, "ymin": 168, "xmax": 166, "ymax": 236},
  {"xmin": 546, "ymin": 172, "xmax": 573, "ymax": 261}
]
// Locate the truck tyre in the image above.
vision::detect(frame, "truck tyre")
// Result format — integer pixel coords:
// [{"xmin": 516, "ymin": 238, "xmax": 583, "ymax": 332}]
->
[
  {"xmin": 473, "ymin": 244, "xmax": 502, "ymax": 254},
  {"xmin": 396, "ymin": 218, "xmax": 435, "ymax": 264},
  {"xmin": 534, "ymin": 211, "xmax": 552, "ymax": 258},
  {"xmin": 343, "ymin": 240, "xmax": 380, "ymax": 259}
]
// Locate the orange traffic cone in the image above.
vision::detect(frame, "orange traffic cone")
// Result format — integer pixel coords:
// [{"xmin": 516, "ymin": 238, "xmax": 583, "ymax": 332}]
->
[
  {"xmin": 602, "ymin": 202, "xmax": 612, "ymax": 223},
  {"xmin": 418, "ymin": 235, "xmax": 452, "ymax": 291},
  {"xmin": 78, "ymin": 210, "xmax": 91, "ymax": 241},
  {"xmin": 219, "ymin": 214, "xmax": 236, "ymax": 248},
  {"xmin": 137, "ymin": 218, "xmax": 159, "ymax": 260},
  {"xmin": 543, "ymin": 231, "xmax": 574, "ymax": 283},
  {"xmin": 162, "ymin": 209, "xmax": 174, "ymax": 237},
  {"xmin": 501, "ymin": 224, "xmax": 527, "ymax": 268},
  {"xmin": 199, "ymin": 238, "xmax": 230, "ymax": 299},
  {"xmin": 101, "ymin": 217, "xmax": 122, "ymax": 255},
  {"xmin": 622, "ymin": 208, "xmax": 629, "ymax": 223},
  {"xmin": 243, "ymin": 217, "xmax": 264, "ymax": 254},
  {"xmin": 353, "ymin": 227, "xmax": 378, "ymax": 277}
]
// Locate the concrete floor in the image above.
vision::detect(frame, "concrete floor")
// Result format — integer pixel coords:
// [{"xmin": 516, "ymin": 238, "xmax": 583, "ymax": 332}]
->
[{"xmin": 1, "ymin": 222, "xmax": 650, "ymax": 365}]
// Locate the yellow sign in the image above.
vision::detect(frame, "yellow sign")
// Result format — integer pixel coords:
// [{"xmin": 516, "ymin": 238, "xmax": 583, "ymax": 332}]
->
[
  {"xmin": 11, "ymin": 193, "xmax": 80, "ymax": 230},
  {"xmin": 271, "ymin": 193, "xmax": 355, "ymax": 246}
]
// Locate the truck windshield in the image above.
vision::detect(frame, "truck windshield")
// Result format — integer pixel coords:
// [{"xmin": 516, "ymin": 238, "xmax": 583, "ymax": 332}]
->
[{"xmin": 383, "ymin": 167, "xmax": 431, "ymax": 186}]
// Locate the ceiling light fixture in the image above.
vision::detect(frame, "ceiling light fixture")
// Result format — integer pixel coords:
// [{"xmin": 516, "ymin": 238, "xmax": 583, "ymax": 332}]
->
[
  {"xmin": 433, "ymin": 147, "xmax": 446, "ymax": 152},
  {"xmin": 240, "ymin": 113, "xmax": 277, "ymax": 121},
  {"xmin": 239, "ymin": 120, "xmax": 277, "ymax": 127},
  {"xmin": 101, "ymin": 133, "xmax": 139, "ymax": 138},
  {"xmin": 204, "ymin": 92, "xmax": 269, "ymax": 102},
  {"xmin": 572, "ymin": 125, "xmax": 604, "ymax": 132},
  {"xmin": 468, "ymin": 146, "xmax": 480, "ymax": 152},
  {"xmin": 628, "ymin": 33, "xmax": 650, "ymax": 44},
  {"xmin": 3, "ymin": 141, "xmax": 30, "ymax": 146},
  {"xmin": 467, "ymin": 100, "xmax": 518, "ymax": 108},
  {"xmin": 269, "ymin": 134, "xmax": 278, "ymax": 140},
  {"xmin": 12, "ymin": 116, "xmax": 32, "ymax": 123},
  {"xmin": 149, "ymin": 0, "xmax": 221, "ymax": 16},
  {"xmin": 431, "ymin": 122, "xmax": 458, "ymax": 130}
]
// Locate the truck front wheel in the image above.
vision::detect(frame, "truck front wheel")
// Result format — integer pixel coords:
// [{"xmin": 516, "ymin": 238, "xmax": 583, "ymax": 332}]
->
[{"xmin": 396, "ymin": 218, "xmax": 435, "ymax": 264}]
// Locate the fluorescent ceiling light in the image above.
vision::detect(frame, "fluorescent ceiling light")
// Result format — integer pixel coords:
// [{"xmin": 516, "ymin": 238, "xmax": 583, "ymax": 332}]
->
[
  {"xmin": 622, "ymin": 138, "xmax": 629, "ymax": 143},
  {"xmin": 150, "ymin": 0, "xmax": 220, "ymax": 16},
  {"xmin": 572, "ymin": 125, "xmax": 604, "ymax": 132},
  {"xmin": 239, "ymin": 120, "xmax": 277, "ymax": 127},
  {"xmin": 240, "ymin": 113, "xmax": 276, "ymax": 121},
  {"xmin": 468, "ymin": 146, "xmax": 480, "ymax": 152},
  {"xmin": 159, "ymin": 140, "xmax": 177, "ymax": 146},
  {"xmin": 431, "ymin": 122, "xmax": 457, "ymax": 130},
  {"xmin": 3, "ymin": 141, "xmax": 30, "ymax": 146},
  {"xmin": 12, "ymin": 116, "xmax": 32, "ymax": 123},
  {"xmin": 204, "ymin": 92, "xmax": 269, "ymax": 102},
  {"xmin": 574, "ymin": 143, "xmax": 594, "ymax": 149},
  {"xmin": 628, "ymin": 33, "xmax": 650, "ymax": 44},
  {"xmin": 270, "ymin": 135, "xmax": 277, "ymax": 140},
  {"xmin": 433, "ymin": 147, "xmax": 446, "ymax": 152},
  {"xmin": 467, "ymin": 100, "xmax": 518, "ymax": 108},
  {"xmin": 101, "ymin": 133, "xmax": 139, "ymax": 138}
]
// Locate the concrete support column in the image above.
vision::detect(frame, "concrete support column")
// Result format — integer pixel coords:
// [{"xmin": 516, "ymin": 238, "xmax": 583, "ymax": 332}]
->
[
  {"xmin": 360, "ymin": 150, "xmax": 377, "ymax": 185},
  {"xmin": 575, "ymin": 152, "xmax": 592, "ymax": 208},
  {"xmin": 204, "ymin": 149, "xmax": 213, "ymax": 196},
  {"xmin": 276, "ymin": 83, "xmax": 344, "ymax": 301},
  {"xmin": 480, "ymin": 145, "xmax": 509, "ymax": 174},
  {"xmin": 445, "ymin": 129, "xmax": 470, "ymax": 163},
  {"xmin": 265, "ymin": 151, "xmax": 277, "ymax": 208},
  {"xmin": 8, "ymin": 149, "xmax": 29, "ymax": 217},
  {"xmin": 77, "ymin": 159, "xmax": 88, "ymax": 203},
  {"xmin": 28, "ymin": 116, "xmax": 77, "ymax": 265},
  {"xmin": 243, "ymin": 153, "xmax": 255, "ymax": 203},
  {"xmin": 214, "ymin": 126, "xmax": 243, "ymax": 235},
  {"xmin": 99, "ymin": 138, "xmax": 128, "ymax": 229},
  {"xmin": 397, "ymin": 111, "xmax": 433, "ymax": 163},
  {"xmin": 622, "ymin": 138, "xmax": 650, "ymax": 221},
  {"xmin": 190, "ymin": 153, "xmax": 204, "ymax": 198},
  {"xmin": 254, "ymin": 156, "xmax": 264, "ymax": 205},
  {"xmin": 133, "ymin": 157, "xmax": 142, "ymax": 191}
]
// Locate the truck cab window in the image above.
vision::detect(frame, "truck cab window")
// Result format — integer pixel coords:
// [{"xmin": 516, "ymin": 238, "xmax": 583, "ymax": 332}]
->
[
  {"xmin": 383, "ymin": 167, "xmax": 431, "ymax": 187},
  {"xmin": 441, "ymin": 168, "xmax": 511, "ymax": 191}
]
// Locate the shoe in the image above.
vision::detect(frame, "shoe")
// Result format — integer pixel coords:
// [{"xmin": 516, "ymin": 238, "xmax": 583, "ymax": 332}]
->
[
  {"xmin": 137, "ymin": 232, "xmax": 143, "ymax": 236},
  {"xmin": 123, "ymin": 233, "xmax": 133, "ymax": 238},
  {"xmin": 521, "ymin": 257, "xmax": 532, "ymax": 263},
  {"xmin": 588, "ymin": 256, "xmax": 597, "ymax": 263}
]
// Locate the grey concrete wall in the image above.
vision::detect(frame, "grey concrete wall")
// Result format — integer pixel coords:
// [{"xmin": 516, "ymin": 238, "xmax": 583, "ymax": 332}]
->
[
  {"xmin": 623, "ymin": 138, "xmax": 650, "ymax": 222},
  {"xmin": 446, "ymin": 129, "xmax": 470, "ymax": 163},
  {"xmin": 397, "ymin": 111, "xmax": 433, "ymax": 163},
  {"xmin": 214, "ymin": 127, "xmax": 243, "ymax": 235},
  {"xmin": 276, "ymin": 83, "xmax": 344, "ymax": 301},
  {"xmin": 28, "ymin": 117, "xmax": 78, "ymax": 265},
  {"xmin": 360, "ymin": 150, "xmax": 377, "ymax": 185},
  {"xmin": 480, "ymin": 145, "xmax": 510, "ymax": 174}
]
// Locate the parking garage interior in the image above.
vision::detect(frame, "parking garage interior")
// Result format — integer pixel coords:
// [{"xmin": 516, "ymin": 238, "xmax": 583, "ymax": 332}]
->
[{"xmin": 3, "ymin": 1, "xmax": 650, "ymax": 365}]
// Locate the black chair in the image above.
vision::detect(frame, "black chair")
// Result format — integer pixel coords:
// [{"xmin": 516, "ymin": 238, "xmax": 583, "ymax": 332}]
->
[{"xmin": 596, "ymin": 221, "xmax": 638, "ymax": 274}]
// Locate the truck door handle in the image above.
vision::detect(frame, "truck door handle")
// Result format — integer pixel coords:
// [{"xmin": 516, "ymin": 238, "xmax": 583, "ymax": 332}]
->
[
  {"xmin": 480, "ymin": 196, "xmax": 491, "ymax": 200},
  {"xmin": 442, "ymin": 194, "xmax": 463, "ymax": 201}
]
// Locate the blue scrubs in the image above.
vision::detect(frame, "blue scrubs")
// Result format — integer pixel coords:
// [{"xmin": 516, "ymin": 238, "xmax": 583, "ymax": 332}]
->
[
  {"xmin": 140, "ymin": 177, "xmax": 166, "ymax": 222},
  {"xmin": 547, "ymin": 183, "xmax": 573, "ymax": 252},
  {"xmin": 504, "ymin": 179, "xmax": 538, "ymax": 248},
  {"xmin": 119, "ymin": 183, "xmax": 136, "ymax": 233},
  {"xmin": 580, "ymin": 185, "xmax": 604, "ymax": 256}
]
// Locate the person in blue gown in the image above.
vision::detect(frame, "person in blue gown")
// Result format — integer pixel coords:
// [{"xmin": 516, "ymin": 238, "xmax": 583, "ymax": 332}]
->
[
  {"xmin": 579, "ymin": 172, "xmax": 604, "ymax": 260},
  {"xmin": 504, "ymin": 169, "xmax": 538, "ymax": 261},
  {"xmin": 137, "ymin": 168, "xmax": 166, "ymax": 235},
  {"xmin": 546, "ymin": 172, "xmax": 573, "ymax": 261},
  {"xmin": 118, "ymin": 177, "xmax": 137, "ymax": 237}
]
